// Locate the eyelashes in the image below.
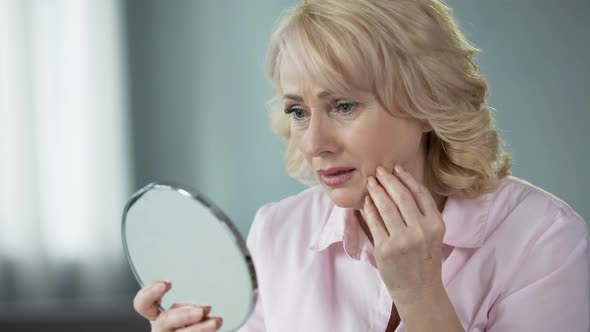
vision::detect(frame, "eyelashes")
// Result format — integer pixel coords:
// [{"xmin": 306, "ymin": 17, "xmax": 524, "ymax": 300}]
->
[
  {"xmin": 283, "ymin": 106, "xmax": 307, "ymax": 120},
  {"xmin": 284, "ymin": 101, "xmax": 359, "ymax": 121},
  {"xmin": 335, "ymin": 101, "xmax": 358, "ymax": 114}
]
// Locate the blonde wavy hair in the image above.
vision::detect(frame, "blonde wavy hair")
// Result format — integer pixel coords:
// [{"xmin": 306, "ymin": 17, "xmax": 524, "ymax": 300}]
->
[{"xmin": 264, "ymin": 0, "xmax": 512, "ymax": 198}]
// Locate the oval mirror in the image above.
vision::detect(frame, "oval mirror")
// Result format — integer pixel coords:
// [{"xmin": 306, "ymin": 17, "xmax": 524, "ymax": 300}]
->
[{"xmin": 122, "ymin": 182, "xmax": 257, "ymax": 331}]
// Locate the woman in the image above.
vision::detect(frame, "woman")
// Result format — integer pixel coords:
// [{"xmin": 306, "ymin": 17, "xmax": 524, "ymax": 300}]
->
[{"xmin": 133, "ymin": 0, "xmax": 590, "ymax": 331}]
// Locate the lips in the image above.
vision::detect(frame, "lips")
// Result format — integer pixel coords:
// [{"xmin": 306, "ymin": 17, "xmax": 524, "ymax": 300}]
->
[
  {"xmin": 326, "ymin": 169, "xmax": 354, "ymax": 176},
  {"xmin": 319, "ymin": 168, "xmax": 356, "ymax": 186},
  {"xmin": 317, "ymin": 167, "xmax": 356, "ymax": 176}
]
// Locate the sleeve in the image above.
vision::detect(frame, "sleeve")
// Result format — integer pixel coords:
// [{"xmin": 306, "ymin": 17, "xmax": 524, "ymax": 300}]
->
[
  {"xmin": 487, "ymin": 214, "xmax": 590, "ymax": 331},
  {"xmin": 237, "ymin": 203, "xmax": 276, "ymax": 332}
]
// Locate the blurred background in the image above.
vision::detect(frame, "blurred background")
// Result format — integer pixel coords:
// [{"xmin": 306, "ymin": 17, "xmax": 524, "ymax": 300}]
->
[{"xmin": 0, "ymin": 0, "xmax": 588, "ymax": 331}]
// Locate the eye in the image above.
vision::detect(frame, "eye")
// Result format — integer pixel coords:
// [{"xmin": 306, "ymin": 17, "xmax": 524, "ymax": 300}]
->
[
  {"xmin": 284, "ymin": 106, "xmax": 308, "ymax": 121},
  {"xmin": 335, "ymin": 100, "xmax": 358, "ymax": 115}
]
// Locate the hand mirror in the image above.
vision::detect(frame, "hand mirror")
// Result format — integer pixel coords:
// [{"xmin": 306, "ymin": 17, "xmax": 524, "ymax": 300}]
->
[{"xmin": 121, "ymin": 182, "xmax": 257, "ymax": 331}]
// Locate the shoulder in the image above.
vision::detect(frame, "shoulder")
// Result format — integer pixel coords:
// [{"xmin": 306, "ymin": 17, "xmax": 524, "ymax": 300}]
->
[
  {"xmin": 483, "ymin": 175, "xmax": 589, "ymax": 289},
  {"xmin": 252, "ymin": 185, "xmax": 332, "ymax": 229},
  {"xmin": 481, "ymin": 176, "xmax": 590, "ymax": 330},
  {"xmin": 493, "ymin": 175, "xmax": 583, "ymax": 217},
  {"xmin": 247, "ymin": 185, "xmax": 334, "ymax": 251},
  {"xmin": 256, "ymin": 185, "xmax": 331, "ymax": 217},
  {"xmin": 486, "ymin": 175, "xmax": 587, "ymax": 239}
]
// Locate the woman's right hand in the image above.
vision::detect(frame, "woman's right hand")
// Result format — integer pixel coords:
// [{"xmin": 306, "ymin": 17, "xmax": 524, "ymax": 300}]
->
[{"xmin": 133, "ymin": 280, "xmax": 223, "ymax": 332}]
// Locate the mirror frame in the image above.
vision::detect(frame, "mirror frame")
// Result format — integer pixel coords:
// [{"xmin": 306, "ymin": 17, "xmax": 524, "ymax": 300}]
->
[{"xmin": 121, "ymin": 181, "xmax": 258, "ymax": 313}]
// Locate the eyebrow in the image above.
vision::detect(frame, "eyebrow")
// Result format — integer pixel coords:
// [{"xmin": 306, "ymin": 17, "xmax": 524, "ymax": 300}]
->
[{"xmin": 283, "ymin": 90, "xmax": 332, "ymax": 101}]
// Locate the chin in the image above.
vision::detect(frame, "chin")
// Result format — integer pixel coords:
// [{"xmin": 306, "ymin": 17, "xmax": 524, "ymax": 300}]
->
[{"xmin": 323, "ymin": 186, "xmax": 364, "ymax": 210}]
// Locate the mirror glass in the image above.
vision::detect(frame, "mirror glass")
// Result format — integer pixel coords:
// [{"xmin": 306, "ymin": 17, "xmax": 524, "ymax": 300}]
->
[{"xmin": 121, "ymin": 182, "xmax": 257, "ymax": 332}]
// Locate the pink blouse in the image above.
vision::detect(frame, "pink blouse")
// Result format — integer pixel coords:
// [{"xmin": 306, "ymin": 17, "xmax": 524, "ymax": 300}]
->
[{"xmin": 238, "ymin": 176, "xmax": 590, "ymax": 331}]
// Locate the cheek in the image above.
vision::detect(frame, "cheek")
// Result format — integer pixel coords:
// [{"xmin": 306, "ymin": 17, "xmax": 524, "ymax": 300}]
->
[
  {"xmin": 354, "ymin": 131, "xmax": 394, "ymax": 165},
  {"xmin": 290, "ymin": 130, "xmax": 313, "ymax": 162},
  {"xmin": 353, "ymin": 127, "xmax": 419, "ymax": 175},
  {"xmin": 289, "ymin": 128, "xmax": 302, "ymax": 147},
  {"xmin": 353, "ymin": 134, "xmax": 388, "ymax": 184}
]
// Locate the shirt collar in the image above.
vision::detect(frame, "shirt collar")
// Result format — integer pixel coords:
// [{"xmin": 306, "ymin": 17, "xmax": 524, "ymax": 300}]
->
[
  {"xmin": 308, "ymin": 205, "xmax": 378, "ymax": 266},
  {"xmin": 308, "ymin": 190, "xmax": 493, "ymax": 255}
]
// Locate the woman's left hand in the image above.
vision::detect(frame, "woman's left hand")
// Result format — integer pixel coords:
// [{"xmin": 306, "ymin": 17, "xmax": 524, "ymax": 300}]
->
[{"xmin": 364, "ymin": 164, "xmax": 446, "ymax": 303}]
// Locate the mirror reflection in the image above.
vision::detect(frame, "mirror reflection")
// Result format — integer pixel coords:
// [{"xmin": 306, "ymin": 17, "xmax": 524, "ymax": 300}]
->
[{"xmin": 122, "ymin": 182, "xmax": 256, "ymax": 332}]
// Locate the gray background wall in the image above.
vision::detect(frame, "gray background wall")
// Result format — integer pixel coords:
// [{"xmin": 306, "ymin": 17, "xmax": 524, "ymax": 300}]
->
[
  {"xmin": 125, "ymin": 0, "xmax": 590, "ymax": 236},
  {"xmin": 125, "ymin": 0, "xmax": 307, "ymax": 238},
  {"xmin": 2, "ymin": 1, "xmax": 587, "ymax": 331},
  {"xmin": 449, "ymin": 0, "xmax": 589, "ymax": 224}
]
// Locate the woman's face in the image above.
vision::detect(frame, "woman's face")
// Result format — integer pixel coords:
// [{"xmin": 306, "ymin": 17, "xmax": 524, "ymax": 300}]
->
[{"xmin": 280, "ymin": 61, "xmax": 432, "ymax": 210}]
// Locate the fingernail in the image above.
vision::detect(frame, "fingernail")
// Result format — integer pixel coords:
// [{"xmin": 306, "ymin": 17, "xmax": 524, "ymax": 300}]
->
[
  {"xmin": 394, "ymin": 165, "xmax": 403, "ymax": 174},
  {"xmin": 206, "ymin": 319, "xmax": 218, "ymax": 328},
  {"xmin": 376, "ymin": 166, "xmax": 386, "ymax": 176},
  {"xmin": 191, "ymin": 308, "xmax": 203, "ymax": 319},
  {"xmin": 155, "ymin": 283, "xmax": 166, "ymax": 292},
  {"xmin": 202, "ymin": 305, "xmax": 212, "ymax": 315}
]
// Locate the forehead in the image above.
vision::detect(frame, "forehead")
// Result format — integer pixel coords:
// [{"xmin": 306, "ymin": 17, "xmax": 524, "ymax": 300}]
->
[
  {"xmin": 278, "ymin": 50, "xmax": 358, "ymax": 98},
  {"xmin": 279, "ymin": 56, "xmax": 315, "ymax": 93}
]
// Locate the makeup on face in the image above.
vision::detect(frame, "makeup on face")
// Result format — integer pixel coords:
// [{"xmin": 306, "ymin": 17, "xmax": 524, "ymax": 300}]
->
[{"xmin": 317, "ymin": 167, "xmax": 357, "ymax": 187}]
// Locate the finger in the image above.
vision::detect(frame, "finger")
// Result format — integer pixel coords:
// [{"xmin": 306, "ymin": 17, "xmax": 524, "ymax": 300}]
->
[
  {"xmin": 367, "ymin": 175, "xmax": 405, "ymax": 234},
  {"xmin": 157, "ymin": 306, "xmax": 212, "ymax": 330},
  {"xmin": 171, "ymin": 302, "xmax": 198, "ymax": 309},
  {"xmin": 170, "ymin": 303, "xmax": 212, "ymax": 318},
  {"xmin": 393, "ymin": 165, "xmax": 438, "ymax": 216},
  {"xmin": 133, "ymin": 281, "xmax": 172, "ymax": 321},
  {"xmin": 376, "ymin": 165, "xmax": 423, "ymax": 227},
  {"xmin": 144, "ymin": 280, "xmax": 172, "ymax": 303},
  {"xmin": 363, "ymin": 195, "xmax": 388, "ymax": 245},
  {"xmin": 176, "ymin": 317, "xmax": 223, "ymax": 332}
]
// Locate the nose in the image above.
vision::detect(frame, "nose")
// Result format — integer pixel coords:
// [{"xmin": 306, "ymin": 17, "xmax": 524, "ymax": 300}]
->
[{"xmin": 300, "ymin": 112, "xmax": 336, "ymax": 158}]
